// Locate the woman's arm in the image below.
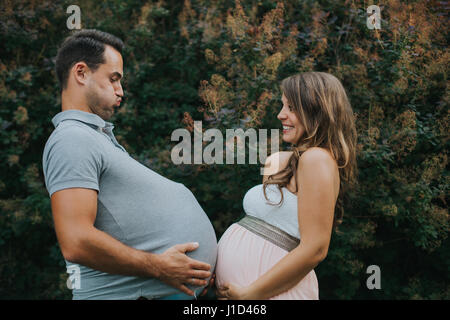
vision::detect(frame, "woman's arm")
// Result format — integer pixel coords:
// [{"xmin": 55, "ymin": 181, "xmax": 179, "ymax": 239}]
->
[{"xmin": 218, "ymin": 147, "xmax": 338, "ymax": 300}]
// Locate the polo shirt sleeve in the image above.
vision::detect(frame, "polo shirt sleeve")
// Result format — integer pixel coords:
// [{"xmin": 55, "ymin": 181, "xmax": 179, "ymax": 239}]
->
[{"xmin": 42, "ymin": 125, "xmax": 104, "ymax": 197}]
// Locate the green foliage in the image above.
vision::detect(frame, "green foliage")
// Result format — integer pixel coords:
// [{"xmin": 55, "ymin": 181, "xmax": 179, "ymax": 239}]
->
[{"xmin": 0, "ymin": 0, "xmax": 448, "ymax": 299}]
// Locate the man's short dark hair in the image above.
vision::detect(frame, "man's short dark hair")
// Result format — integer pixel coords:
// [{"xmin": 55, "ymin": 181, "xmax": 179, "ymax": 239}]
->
[{"xmin": 55, "ymin": 29, "xmax": 124, "ymax": 89}]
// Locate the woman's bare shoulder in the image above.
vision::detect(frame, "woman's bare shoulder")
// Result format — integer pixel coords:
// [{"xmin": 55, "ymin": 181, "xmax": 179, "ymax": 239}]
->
[
  {"xmin": 298, "ymin": 147, "xmax": 336, "ymax": 165},
  {"xmin": 296, "ymin": 147, "xmax": 340, "ymax": 199}
]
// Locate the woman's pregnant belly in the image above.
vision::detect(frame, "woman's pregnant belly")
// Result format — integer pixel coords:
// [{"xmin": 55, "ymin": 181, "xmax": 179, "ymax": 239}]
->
[{"xmin": 216, "ymin": 223, "xmax": 319, "ymax": 300}]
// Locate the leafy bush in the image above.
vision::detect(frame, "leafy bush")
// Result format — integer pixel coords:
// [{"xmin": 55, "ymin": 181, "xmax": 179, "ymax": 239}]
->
[{"xmin": 0, "ymin": 0, "xmax": 448, "ymax": 299}]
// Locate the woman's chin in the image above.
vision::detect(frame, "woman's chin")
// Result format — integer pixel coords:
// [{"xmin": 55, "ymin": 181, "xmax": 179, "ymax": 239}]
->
[
  {"xmin": 281, "ymin": 135, "xmax": 295, "ymax": 144},
  {"xmin": 282, "ymin": 136, "xmax": 302, "ymax": 146}
]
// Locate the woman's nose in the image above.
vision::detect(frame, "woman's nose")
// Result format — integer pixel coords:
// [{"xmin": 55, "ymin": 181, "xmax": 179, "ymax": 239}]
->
[{"xmin": 277, "ymin": 109, "xmax": 286, "ymax": 121}]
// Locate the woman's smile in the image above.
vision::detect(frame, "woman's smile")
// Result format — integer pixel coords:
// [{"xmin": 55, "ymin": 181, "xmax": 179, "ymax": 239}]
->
[
  {"xmin": 282, "ymin": 124, "xmax": 295, "ymax": 134},
  {"xmin": 277, "ymin": 94, "xmax": 305, "ymax": 144}
]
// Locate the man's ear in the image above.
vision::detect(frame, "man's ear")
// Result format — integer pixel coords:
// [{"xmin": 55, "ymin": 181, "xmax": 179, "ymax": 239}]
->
[{"xmin": 71, "ymin": 62, "xmax": 90, "ymax": 86}]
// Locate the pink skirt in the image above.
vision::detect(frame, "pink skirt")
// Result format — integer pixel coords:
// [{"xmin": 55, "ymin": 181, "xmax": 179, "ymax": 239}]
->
[{"xmin": 215, "ymin": 223, "xmax": 319, "ymax": 300}]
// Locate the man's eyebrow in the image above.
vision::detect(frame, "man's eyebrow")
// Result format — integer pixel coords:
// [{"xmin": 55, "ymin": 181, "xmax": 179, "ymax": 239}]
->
[{"xmin": 111, "ymin": 72, "xmax": 123, "ymax": 79}]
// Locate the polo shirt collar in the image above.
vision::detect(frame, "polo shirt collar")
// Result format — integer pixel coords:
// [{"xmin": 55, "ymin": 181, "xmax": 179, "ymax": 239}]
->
[{"xmin": 52, "ymin": 109, "xmax": 113, "ymax": 129}]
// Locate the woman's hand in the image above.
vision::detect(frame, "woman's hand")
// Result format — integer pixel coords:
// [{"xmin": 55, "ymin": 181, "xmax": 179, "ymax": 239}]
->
[{"xmin": 216, "ymin": 283, "xmax": 253, "ymax": 300}]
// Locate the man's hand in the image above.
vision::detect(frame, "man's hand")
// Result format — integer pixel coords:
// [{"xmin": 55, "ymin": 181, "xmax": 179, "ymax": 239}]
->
[
  {"xmin": 200, "ymin": 273, "xmax": 216, "ymax": 297},
  {"xmin": 153, "ymin": 242, "xmax": 212, "ymax": 296}
]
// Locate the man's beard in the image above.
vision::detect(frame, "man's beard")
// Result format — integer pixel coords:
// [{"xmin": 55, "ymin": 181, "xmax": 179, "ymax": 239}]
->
[{"xmin": 85, "ymin": 87, "xmax": 114, "ymax": 121}]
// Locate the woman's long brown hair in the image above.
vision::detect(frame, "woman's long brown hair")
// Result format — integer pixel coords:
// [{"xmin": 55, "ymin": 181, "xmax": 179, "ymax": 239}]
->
[{"xmin": 263, "ymin": 72, "xmax": 357, "ymax": 229}]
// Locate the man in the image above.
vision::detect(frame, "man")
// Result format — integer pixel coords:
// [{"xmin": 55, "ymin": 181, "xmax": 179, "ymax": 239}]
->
[{"xmin": 42, "ymin": 29, "xmax": 217, "ymax": 300}]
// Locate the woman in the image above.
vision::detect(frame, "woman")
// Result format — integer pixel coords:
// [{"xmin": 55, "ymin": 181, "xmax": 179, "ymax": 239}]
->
[{"xmin": 215, "ymin": 72, "xmax": 357, "ymax": 300}]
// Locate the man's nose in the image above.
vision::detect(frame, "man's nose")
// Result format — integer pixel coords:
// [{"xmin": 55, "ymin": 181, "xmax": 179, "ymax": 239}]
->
[{"xmin": 116, "ymin": 82, "xmax": 124, "ymax": 98}]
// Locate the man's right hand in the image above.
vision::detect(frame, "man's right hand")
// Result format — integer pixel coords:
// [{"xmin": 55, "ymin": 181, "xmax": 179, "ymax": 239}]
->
[{"xmin": 153, "ymin": 242, "xmax": 212, "ymax": 296}]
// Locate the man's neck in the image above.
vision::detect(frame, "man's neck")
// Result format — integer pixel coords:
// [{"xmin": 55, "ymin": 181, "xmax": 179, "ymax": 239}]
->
[{"xmin": 61, "ymin": 90, "xmax": 92, "ymax": 113}]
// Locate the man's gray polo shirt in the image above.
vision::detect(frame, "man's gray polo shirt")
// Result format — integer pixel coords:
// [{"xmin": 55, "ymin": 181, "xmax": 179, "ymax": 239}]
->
[{"xmin": 42, "ymin": 110, "xmax": 217, "ymax": 300}]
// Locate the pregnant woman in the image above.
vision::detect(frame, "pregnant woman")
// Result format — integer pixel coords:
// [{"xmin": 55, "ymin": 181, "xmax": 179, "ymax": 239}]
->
[{"xmin": 215, "ymin": 72, "xmax": 357, "ymax": 300}]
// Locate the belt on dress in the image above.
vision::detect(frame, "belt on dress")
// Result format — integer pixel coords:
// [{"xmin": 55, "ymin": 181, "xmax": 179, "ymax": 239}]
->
[{"xmin": 236, "ymin": 215, "xmax": 300, "ymax": 252}]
